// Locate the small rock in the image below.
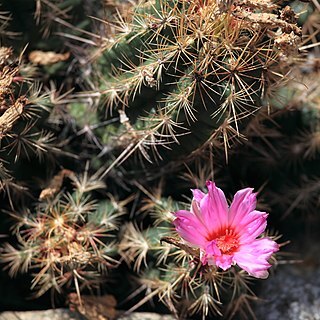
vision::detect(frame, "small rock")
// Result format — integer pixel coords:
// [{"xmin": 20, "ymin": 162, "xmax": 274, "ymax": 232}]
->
[
  {"xmin": 118, "ymin": 312, "xmax": 175, "ymax": 320},
  {"xmin": 0, "ymin": 310, "xmax": 175, "ymax": 320},
  {"xmin": 0, "ymin": 309, "xmax": 84, "ymax": 320},
  {"xmin": 254, "ymin": 265, "xmax": 320, "ymax": 320}
]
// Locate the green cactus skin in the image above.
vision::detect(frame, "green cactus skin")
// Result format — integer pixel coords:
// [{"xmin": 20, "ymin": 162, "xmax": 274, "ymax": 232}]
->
[{"xmin": 85, "ymin": 0, "xmax": 302, "ymax": 174}]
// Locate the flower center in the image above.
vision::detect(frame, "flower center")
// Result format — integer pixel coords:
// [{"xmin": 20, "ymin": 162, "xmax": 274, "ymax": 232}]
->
[{"xmin": 211, "ymin": 229, "xmax": 239, "ymax": 255}]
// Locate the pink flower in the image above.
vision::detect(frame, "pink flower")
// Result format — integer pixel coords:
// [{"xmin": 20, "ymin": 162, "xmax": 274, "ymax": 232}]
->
[{"xmin": 173, "ymin": 181, "xmax": 279, "ymax": 279}]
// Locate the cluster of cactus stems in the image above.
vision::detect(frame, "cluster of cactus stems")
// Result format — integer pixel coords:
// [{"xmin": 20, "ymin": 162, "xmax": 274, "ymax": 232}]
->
[
  {"xmin": 0, "ymin": 46, "xmax": 58, "ymax": 207},
  {"xmin": 86, "ymin": 0, "xmax": 303, "ymax": 173},
  {"xmin": 1, "ymin": 167, "xmax": 127, "ymax": 299},
  {"xmin": 0, "ymin": 0, "xmax": 319, "ymax": 319}
]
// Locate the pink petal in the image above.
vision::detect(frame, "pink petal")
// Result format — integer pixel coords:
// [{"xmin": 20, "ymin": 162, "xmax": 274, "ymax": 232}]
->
[
  {"xmin": 205, "ymin": 240, "xmax": 222, "ymax": 257},
  {"xmin": 233, "ymin": 238, "xmax": 279, "ymax": 279},
  {"xmin": 173, "ymin": 210, "xmax": 208, "ymax": 247},
  {"xmin": 215, "ymin": 254, "xmax": 234, "ymax": 270},
  {"xmin": 200, "ymin": 253, "xmax": 216, "ymax": 266},
  {"xmin": 228, "ymin": 188, "xmax": 257, "ymax": 226},
  {"xmin": 203, "ymin": 241, "xmax": 234, "ymax": 270},
  {"xmin": 199, "ymin": 181, "xmax": 228, "ymax": 231},
  {"xmin": 190, "ymin": 200, "xmax": 205, "ymax": 223},
  {"xmin": 200, "ymin": 252, "xmax": 209, "ymax": 265},
  {"xmin": 191, "ymin": 188, "xmax": 206, "ymax": 202},
  {"xmin": 237, "ymin": 210, "xmax": 268, "ymax": 243}
]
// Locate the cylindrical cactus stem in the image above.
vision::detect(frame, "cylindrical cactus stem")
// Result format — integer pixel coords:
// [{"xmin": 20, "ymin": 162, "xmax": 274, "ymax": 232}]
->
[{"xmin": 91, "ymin": 0, "xmax": 303, "ymax": 170}]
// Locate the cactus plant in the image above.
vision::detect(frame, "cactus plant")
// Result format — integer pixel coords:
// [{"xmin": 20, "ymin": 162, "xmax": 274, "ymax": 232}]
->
[
  {"xmin": 228, "ymin": 57, "xmax": 320, "ymax": 222},
  {"xmin": 78, "ymin": 0, "xmax": 304, "ymax": 179},
  {"xmin": 0, "ymin": 0, "xmax": 319, "ymax": 318},
  {"xmin": 119, "ymin": 182, "xmax": 280, "ymax": 319},
  {"xmin": 0, "ymin": 46, "xmax": 62, "ymax": 208},
  {"xmin": 0, "ymin": 167, "xmax": 126, "ymax": 299}
]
